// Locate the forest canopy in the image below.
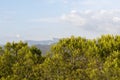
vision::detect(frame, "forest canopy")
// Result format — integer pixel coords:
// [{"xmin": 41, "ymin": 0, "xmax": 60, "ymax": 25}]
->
[{"xmin": 0, "ymin": 35, "xmax": 120, "ymax": 80}]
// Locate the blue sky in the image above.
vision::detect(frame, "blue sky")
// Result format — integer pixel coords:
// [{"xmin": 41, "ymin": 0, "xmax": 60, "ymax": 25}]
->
[{"xmin": 0, "ymin": 0, "xmax": 120, "ymax": 44}]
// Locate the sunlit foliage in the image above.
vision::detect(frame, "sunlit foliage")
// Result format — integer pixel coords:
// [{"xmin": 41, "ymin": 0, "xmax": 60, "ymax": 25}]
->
[{"xmin": 0, "ymin": 35, "xmax": 120, "ymax": 80}]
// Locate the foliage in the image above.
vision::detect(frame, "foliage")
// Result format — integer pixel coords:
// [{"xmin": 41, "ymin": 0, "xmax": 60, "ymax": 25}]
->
[{"xmin": 0, "ymin": 35, "xmax": 120, "ymax": 80}]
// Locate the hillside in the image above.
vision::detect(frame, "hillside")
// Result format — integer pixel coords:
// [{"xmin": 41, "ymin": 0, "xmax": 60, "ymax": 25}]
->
[
  {"xmin": 25, "ymin": 38, "xmax": 59, "ymax": 55},
  {"xmin": 35, "ymin": 44, "xmax": 51, "ymax": 55}
]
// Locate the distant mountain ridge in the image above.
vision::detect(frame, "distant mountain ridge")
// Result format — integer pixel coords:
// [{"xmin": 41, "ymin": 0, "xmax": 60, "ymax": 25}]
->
[
  {"xmin": 25, "ymin": 38, "xmax": 59, "ymax": 46},
  {"xmin": 25, "ymin": 38, "xmax": 59, "ymax": 55}
]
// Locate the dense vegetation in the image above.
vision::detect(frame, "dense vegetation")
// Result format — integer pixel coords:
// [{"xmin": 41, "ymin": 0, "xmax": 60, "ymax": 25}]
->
[{"xmin": 0, "ymin": 35, "xmax": 120, "ymax": 80}]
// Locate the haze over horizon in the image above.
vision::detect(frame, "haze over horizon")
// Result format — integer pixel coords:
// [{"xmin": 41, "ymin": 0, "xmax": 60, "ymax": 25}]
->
[{"xmin": 0, "ymin": 0, "xmax": 120, "ymax": 44}]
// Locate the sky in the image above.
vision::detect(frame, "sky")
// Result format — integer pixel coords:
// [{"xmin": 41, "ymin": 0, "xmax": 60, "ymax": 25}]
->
[{"xmin": 0, "ymin": 0, "xmax": 120, "ymax": 44}]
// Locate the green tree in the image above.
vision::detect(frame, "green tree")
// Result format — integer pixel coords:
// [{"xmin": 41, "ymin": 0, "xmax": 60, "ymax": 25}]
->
[
  {"xmin": 103, "ymin": 51, "xmax": 120, "ymax": 80},
  {"xmin": 0, "ymin": 41, "xmax": 44, "ymax": 80},
  {"xmin": 0, "ymin": 35, "xmax": 120, "ymax": 80}
]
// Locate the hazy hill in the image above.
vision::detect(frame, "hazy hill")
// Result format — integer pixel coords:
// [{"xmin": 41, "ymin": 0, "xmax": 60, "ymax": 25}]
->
[
  {"xmin": 35, "ymin": 44, "xmax": 51, "ymax": 55},
  {"xmin": 25, "ymin": 38, "xmax": 59, "ymax": 55},
  {"xmin": 25, "ymin": 38, "xmax": 59, "ymax": 45}
]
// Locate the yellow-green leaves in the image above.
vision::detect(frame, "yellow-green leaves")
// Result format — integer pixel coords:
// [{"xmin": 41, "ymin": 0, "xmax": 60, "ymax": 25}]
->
[{"xmin": 0, "ymin": 35, "xmax": 120, "ymax": 79}]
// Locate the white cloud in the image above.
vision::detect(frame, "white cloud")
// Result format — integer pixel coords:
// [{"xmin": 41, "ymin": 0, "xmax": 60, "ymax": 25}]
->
[
  {"xmin": 84, "ymin": 10, "xmax": 93, "ymax": 14},
  {"xmin": 113, "ymin": 17, "xmax": 120, "ymax": 23},
  {"xmin": 60, "ymin": 10, "xmax": 86, "ymax": 26},
  {"xmin": 16, "ymin": 34, "xmax": 20, "ymax": 38},
  {"xmin": 61, "ymin": 10, "xmax": 120, "ymax": 34},
  {"xmin": 71, "ymin": 10, "xmax": 77, "ymax": 14},
  {"xmin": 29, "ymin": 9, "xmax": 120, "ymax": 34}
]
